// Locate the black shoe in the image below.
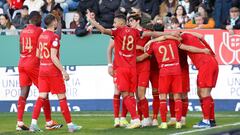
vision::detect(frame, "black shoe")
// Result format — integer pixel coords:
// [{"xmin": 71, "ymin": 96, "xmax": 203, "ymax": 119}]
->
[
  {"xmin": 210, "ymin": 120, "xmax": 216, "ymax": 127},
  {"xmin": 16, "ymin": 124, "xmax": 29, "ymax": 131}
]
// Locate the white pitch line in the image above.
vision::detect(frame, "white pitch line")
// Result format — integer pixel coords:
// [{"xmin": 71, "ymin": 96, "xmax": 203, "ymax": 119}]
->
[{"xmin": 170, "ymin": 122, "xmax": 240, "ymax": 135}]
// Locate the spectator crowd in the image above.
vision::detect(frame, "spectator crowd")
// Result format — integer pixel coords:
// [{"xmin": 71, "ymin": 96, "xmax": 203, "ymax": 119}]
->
[{"xmin": 0, "ymin": 0, "xmax": 240, "ymax": 36}]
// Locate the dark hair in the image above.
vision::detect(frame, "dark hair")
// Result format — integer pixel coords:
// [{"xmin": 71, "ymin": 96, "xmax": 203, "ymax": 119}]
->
[
  {"xmin": 174, "ymin": 5, "xmax": 187, "ymax": 16},
  {"xmin": 114, "ymin": 13, "xmax": 126, "ymax": 21},
  {"xmin": 127, "ymin": 14, "xmax": 141, "ymax": 23},
  {"xmin": 29, "ymin": 11, "xmax": 42, "ymax": 26},
  {"xmin": 0, "ymin": 14, "xmax": 12, "ymax": 29},
  {"xmin": 22, "ymin": 5, "xmax": 29, "ymax": 10},
  {"xmin": 44, "ymin": 14, "xmax": 57, "ymax": 26}
]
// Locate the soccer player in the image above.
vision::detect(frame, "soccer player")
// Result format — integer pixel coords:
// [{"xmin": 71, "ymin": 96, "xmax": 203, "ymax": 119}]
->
[
  {"xmin": 168, "ymin": 49, "xmax": 190, "ymax": 126},
  {"xmin": 29, "ymin": 14, "xmax": 81, "ymax": 132},
  {"xmin": 180, "ymin": 32, "xmax": 218, "ymax": 128},
  {"xmin": 107, "ymin": 39, "xmax": 129, "ymax": 127},
  {"xmin": 17, "ymin": 11, "xmax": 62, "ymax": 131},
  {"xmin": 87, "ymin": 10, "xmax": 141, "ymax": 129},
  {"xmin": 137, "ymin": 35, "xmax": 211, "ymax": 129},
  {"xmin": 127, "ymin": 14, "xmax": 152, "ymax": 127}
]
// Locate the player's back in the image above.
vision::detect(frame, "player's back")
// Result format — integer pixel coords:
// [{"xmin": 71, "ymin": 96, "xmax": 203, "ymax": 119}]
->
[
  {"xmin": 112, "ymin": 26, "xmax": 140, "ymax": 68},
  {"xmin": 151, "ymin": 39, "xmax": 181, "ymax": 76},
  {"xmin": 38, "ymin": 30, "xmax": 61, "ymax": 76},
  {"xmin": 19, "ymin": 24, "xmax": 43, "ymax": 67},
  {"xmin": 181, "ymin": 33, "xmax": 215, "ymax": 68}
]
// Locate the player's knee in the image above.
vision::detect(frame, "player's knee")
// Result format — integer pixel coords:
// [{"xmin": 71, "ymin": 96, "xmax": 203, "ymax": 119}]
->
[
  {"xmin": 39, "ymin": 92, "xmax": 48, "ymax": 99},
  {"xmin": 57, "ymin": 93, "xmax": 66, "ymax": 100},
  {"xmin": 173, "ymin": 93, "xmax": 181, "ymax": 100}
]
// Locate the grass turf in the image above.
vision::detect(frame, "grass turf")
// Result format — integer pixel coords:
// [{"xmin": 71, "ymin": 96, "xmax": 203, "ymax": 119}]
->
[{"xmin": 0, "ymin": 112, "xmax": 239, "ymax": 135}]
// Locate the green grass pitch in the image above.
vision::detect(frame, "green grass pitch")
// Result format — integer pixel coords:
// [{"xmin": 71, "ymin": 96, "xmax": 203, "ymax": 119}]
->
[{"xmin": 0, "ymin": 112, "xmax": 239, "ymax": 135}]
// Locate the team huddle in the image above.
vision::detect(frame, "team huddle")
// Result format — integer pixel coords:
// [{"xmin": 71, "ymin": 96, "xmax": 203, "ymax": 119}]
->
[{"xmin": 16, "ymin": 9, "xmax": 218, "ymax": 133}]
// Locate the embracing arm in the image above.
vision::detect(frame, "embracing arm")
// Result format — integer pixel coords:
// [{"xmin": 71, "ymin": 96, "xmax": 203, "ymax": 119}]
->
[
  {"xmin": 179, "ymin": 44, "xmax": 210, "ymax": 54},
  {"xmin": 136, "ymin": 53, "xmax": 150, "ymax": 62}
]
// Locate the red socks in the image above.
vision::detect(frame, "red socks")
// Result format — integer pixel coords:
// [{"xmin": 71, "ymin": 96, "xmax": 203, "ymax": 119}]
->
[
  {"xmin": 182, "ymin": 97, "xmax": 189, "ymax": 117},
  {"xmin": 43, "ymin": 99, "xmax": 52, "ymax": 122},
  {"xmin": 17, "ymin": 96, "xmax": 26, "ymax": 121},
  {"xmin": 121, "ymin": 102, "xmax": 128, "ymax": 117},
  {"xmin": 152, "ymin": 92, "xmax": 159, "ymax": 119},
  {"xmin": 123, "ymin": 96, "xmax": 139, "ymax": 120},
  {"xmin": 201, "ymin": 96, "xmax": 212, "ymax": 120},
  {"xmin": 175, "ymin": 99, "xmax": 182, "ymax": 122},
  {"xmin": 59, "ymin": 98, "xmax": 72, "ymax": 123},
  {"xmin": 137, "ymin": 101, "xmax": 143, "ymax": 120},
  {"xmin": 159, "ymin": 100, "xmax": 167, "ymax": 122},
  {"xmin": 139, "ymin": 98, "xmax": 149, "ymax": 118},
  {"xmin": 32, "ymin": 97, "xmax": 45, "ymax": 120},
  {"xmin": 169, "ymin": 98, "xmax": 175, "ymax": 118},
  {"xmin": 209, "ymin": 96, "xmax": 215, "ymax": 120},
  {"xmin": 113, "ymin": 95, "xmax": 120, "ymax": 118}
]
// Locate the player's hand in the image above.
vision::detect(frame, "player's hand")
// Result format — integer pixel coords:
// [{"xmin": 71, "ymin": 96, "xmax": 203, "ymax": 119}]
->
[
  {"xmin": 62, "ymin": 71, "xmax": 70, "ymax": 81},
  {"xmin": 144, "ymin": 41, "xmax": 152, "ymax": 52},
  {"xmin": 202, "ymin": 48, "xmax": 211, "ymax": 55},
  {"xmin": 108, "ymin": 66, "xmax": 114, "ymax": 77}
]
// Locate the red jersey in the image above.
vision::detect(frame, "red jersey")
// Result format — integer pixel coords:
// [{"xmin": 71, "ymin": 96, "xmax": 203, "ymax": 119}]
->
[
  {"xmin": 111, "ymin": 26, "xmax": 140, "ymax": 68},
  {"xmin": 178, "ymin": 49, "xmax": 189, "ymax": 71},
  {"xmin": 181, "ymin": 33, "xmax": 215, "ymax": 69},
  {"xmin": 136, "ymin": 29, "xmax": 151, "ymax": 72},
  {"xmin": 150, "ymin": 55, "xmax": 159, "ymax": 71},
  {"xmin": 38, "ymin": 30, "xmax": 61, "ymax": 76},
  {"xmin": 19, "ymin": 24, "xmax": 43, "ymax": 67},
  {"xmin": 147, "ymin": 39, "xmax": 181, "ymax": 76}
]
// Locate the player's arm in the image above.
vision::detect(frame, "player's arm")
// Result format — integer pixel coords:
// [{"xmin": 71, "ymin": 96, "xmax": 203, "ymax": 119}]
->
[
  {"xmin": 179, "ymin": 44, "xmax": 211, "ymax": 54},
  {"xmin": 136, "ymin": 53, "xmax": 150, "ymax": 62},
  {"xmin": 107, "ymin": 39, "xmax": 114, "ymax": 77},
  {"xmin": 144, "ymin": 36, "xmax": 166, "ymax": 52},
  {"xmin": 86, "ymin": 10, "xmax": 112, "ymax": 36},
  {"xmin": 51, "ymin": 48, "xmax": 69, "ymax": 81},
  {"xmin": 136, "ymin": 45, "xmax": 144, "ymax": 51},
  {"xmin": 142, "ymin": 31, "xmax": 180, "ymax": 38}
]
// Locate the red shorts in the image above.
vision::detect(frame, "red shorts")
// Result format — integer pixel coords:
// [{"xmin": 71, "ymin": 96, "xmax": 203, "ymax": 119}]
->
[
  {"xmin": 112, "ymin": 71, "xmax": 117, "ymax": 84},
  {"xmin": 149, "ymin": 70, "xmax": 159, "ymax": 89},
  {"xmin": 38, "ymin": 75, "xmax": 66, "ymax": 94},
  {"xmin": 197, "ymin": 59, "xmax": 219, "ymax": 88},
  {"xmin": 137, "ymin": 71, "xmax": 150, "ymax": 87},
  {"xmin": 158, "ymin": 75, "xmax": 182, "ymax": 94},
  {"xmin": 18, "ymin": 66, "xmax": 39, "ymax": 87},
  {"xmin": 182, "ymin": 69, "xmax": 190, "ymax": 93},
  {"xmin": 115, "ymin": 67, "xmax": 137, "ymax": 93}
]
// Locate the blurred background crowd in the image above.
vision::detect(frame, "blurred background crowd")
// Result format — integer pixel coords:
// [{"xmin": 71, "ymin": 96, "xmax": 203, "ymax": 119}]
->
[{"xmin": 0, "ymin": 0, "xmax": 239, "ymax": 36}]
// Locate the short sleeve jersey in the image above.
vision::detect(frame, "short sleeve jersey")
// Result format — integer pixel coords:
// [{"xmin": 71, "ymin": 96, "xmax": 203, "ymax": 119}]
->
[
  {"xmin": 147, "ymin": 39, "xmax": 181, "ymax": 76},
  {"xmin": 19, "ymin": 24, "xmax": 43, "ymax": 67},
  {"xmin": 38, "ymin": 30, "xmax": 61, "ymax": 76},
  {"xmin": 111, "ymin": 26, "xmax": 140, "ymax": 68}
]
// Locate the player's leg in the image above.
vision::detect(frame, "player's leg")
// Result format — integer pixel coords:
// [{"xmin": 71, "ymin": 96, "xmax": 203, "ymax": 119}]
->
[
  {"xmin": 173, "ymin": 93, "xmax": 183, "ymax": 129},
  {"xmin": 30, "ymin": 92, "xmax": 49, "ymax": 132},
  {"xmin": 137, "ymin": 86, "xmax": 152, "ymax": 127},
  {"xmin": 17, "ymin": 67, "xmax": 31, "ymax": 131},
  {"xmin": 193, "ymin": 62, "xmax": 218, "ymax": 128},
  {"xmin": 150, "ymin": 70, "xmax": 159, "ymax": 126},
  {"xmin": 16, "ymin": 86, "xmax": 30, "ymax": 131},
  {"xmin": 181, "ymin": 92, "xmax": 189, "ymax": 126},
  {"xmin": 113, "ymin": 84, "xmax": 121, "ymax": 127},
  {"xmin": 29, "ymin": 68, "xmax": 62, "ymax": 130},
  {"xmin": 158, "ymin": 93, "xmax": 168, "ymax": 129},
  {"xmin": 57, "ymin": 93, "xmax": 81, "ymax": 132},
  {"xmin": 168, "ymin": 93, "xmax": 176, "ymax": 126},
  {"xmin": 152, "ymin": 88, "xmax": 159, "ymax": 126}
]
